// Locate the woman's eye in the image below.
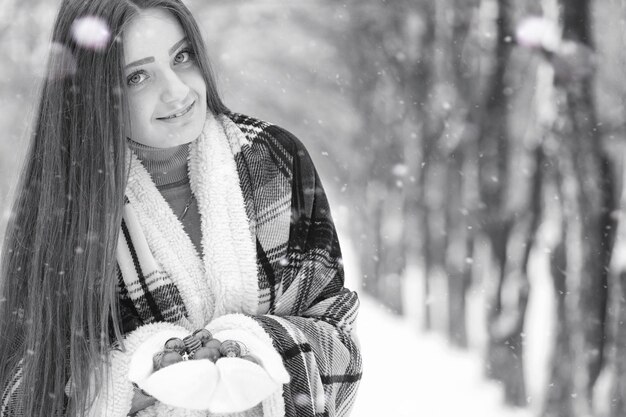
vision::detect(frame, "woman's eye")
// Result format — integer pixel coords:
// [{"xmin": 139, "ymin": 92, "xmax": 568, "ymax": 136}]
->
[
  {"xmin": 127, "ymin": 71, "xmax": 148, "ymax": 87},
  {"xmin": 174, "ymin": 49, "xmax": 193, "ymax": 64}
]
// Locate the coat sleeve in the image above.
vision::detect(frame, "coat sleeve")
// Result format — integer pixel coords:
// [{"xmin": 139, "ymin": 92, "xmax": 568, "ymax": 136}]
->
[
  {"xmin": 1, "ymin": 360, "xmax": 25, "ymax": 416},
  {"xmin": 0, "ymin": 330, "xmax": 40, "ymax": 417},
  {"xmin": 212, "ymin": 125, "xmax": 362, "ymax": 417},
  {"xmin": 256, "ymin": 128, "xmax": 361, "ymax": 417}
]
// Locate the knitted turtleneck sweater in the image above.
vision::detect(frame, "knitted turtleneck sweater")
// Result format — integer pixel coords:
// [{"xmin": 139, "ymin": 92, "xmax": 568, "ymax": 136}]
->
[{"xmin": 127, "ymin": 139, "xmax": 202, "ymax": 255}]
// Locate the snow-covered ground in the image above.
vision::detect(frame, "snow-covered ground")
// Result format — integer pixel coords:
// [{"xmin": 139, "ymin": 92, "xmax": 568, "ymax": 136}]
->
[
  {"xmin": 335, "ymin": 206, "xmax": 534, "ymax": 417},
  {"xmin": 350, "ymin": 295, "xmax": 533, "ymax": 417}
]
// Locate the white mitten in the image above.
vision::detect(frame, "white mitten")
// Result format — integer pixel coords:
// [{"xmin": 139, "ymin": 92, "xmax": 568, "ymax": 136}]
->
[
  {"xmin": 128, "ymin": 321, "xmax": 289, "ymax": 413},
  {"xmin": 127, "ymin": 328, "xmax": 219, "ymax": 410},
  {"xmin": 207, "ymin": 328, "xmax": 290, "ymax": 413}
]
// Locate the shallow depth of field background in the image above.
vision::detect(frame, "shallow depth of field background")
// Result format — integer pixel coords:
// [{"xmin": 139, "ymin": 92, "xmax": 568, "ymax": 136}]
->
[{"xmin": 1, "ymin": 1, "xmax": 626, "ymax": 416}]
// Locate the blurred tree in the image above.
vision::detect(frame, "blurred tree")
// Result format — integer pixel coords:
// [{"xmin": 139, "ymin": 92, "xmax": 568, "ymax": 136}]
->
[
  {"xmin": 338, "ymin": 0, "xmax": 438, "ymax": 315},
  {"xmin": 339, "ymin": 2, "xmax": 406, "ymax": 309},
  {"xmin": 411, "ymin": 0, "xmax": 443, "ymax": 332},
  {"xmin": 439, "ymin": 0, "xmax": 481, "ymax": 348},
  {"xmin": 595, "ymin": 2, "xmax": 626, "ymax": 416},
  {"xmin": 537, "ymin": 0, "xmax": 617, "ymax": 416},
  {"xmin": 470, "ymin": 0, "xmax": 530, "ymax": 405}
]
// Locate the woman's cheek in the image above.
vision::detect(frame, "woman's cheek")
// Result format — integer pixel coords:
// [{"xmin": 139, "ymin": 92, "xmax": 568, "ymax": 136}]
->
[{"xmin": 129, "ymin": 91, "xmax": 154, "ymax": 122}]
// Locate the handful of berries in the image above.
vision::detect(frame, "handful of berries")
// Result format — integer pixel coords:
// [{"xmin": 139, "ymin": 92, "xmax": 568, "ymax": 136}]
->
[{"xmin": 152, "ymin": 329, "xmax": 261, "ymax": 371}]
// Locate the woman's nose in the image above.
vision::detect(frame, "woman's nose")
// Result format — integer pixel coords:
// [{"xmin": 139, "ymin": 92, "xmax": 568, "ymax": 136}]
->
[{"xmin": 160, "ymin": 69, "xmax": 189, "ymax": 103}]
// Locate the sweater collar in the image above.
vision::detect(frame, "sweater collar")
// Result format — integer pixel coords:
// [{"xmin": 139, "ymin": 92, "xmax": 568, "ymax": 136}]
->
[{"xmin": 127, "ymin": 139, "xmax": 192, "ymax": 187}]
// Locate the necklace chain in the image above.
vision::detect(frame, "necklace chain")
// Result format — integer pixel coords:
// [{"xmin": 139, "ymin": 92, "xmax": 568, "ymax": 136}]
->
[{"xmin": 179, "ymin": 193, "xmax": 195, "ymax": 220}]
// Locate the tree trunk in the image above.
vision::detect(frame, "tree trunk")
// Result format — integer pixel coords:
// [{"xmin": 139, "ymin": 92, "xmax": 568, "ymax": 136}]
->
[
  {"xmin": 543, "ymin": 71, "xmax": 606, "ymax": 417},
  {"xmin": 595, "ymin": 150, "xmax": 626, "ymax": 417},
  {"xmin": 439, "ymin": 0, "xmax": 481, "ymax": 348},
  {"xmin": 340, "ymin": 4, "xmax": 393, "ymax": 301},
  {"xmin": 378, "ymin": 183, "xmax": 406, "ymax": 315},
  {"xmin": 607, "ymin": 270, "xmax": 626, "ymax": 417},
  {"xmin": 545, "ymin": 237, "xmax": 574, "ymax": 417},
  {"xmin": 541, "ymin": 0, "xmax": 615, "ymax": 414},
  {"xmin": 476, "ymin": 0, "xmax": 528, "ymax": 406},
  {"xmin": 445, "ymin": 149, "xmax": 472, "ymax": 347},
  {"xmin": 411, "ymin": 1, "xmax": 438, "ymax": 331}
]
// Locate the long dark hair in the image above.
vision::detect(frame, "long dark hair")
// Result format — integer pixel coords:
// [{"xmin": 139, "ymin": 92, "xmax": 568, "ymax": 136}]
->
[{"xmin": 0, "ymin": 0, "xmax": 227, "ymax": 415}]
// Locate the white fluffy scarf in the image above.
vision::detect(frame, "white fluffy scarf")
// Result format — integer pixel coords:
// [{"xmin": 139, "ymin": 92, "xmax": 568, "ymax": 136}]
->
[{"xmin": 119, "ymin": 111, "xmax": 259, "ymax": 330}]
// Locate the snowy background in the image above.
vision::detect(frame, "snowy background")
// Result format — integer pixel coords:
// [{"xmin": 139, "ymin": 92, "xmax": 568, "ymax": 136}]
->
[
  {"xmin": 338, "ymin": 220, "xmax": 535, "ymax": 417},
  {"xmin": 1, "ymin": 1, "xmax": 626, "ymax": 416}
]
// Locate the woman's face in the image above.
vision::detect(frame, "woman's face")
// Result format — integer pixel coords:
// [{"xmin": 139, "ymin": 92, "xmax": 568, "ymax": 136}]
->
[{"xmin": 123, "ymin": 8, "xmax": 207, "ymax": 148}]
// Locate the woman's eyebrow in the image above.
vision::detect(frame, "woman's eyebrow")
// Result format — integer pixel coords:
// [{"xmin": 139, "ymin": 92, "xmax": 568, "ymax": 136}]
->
[
  {"xmin": 168, "ymin": 37, "xmax": 188, "ymax": 55},
  {"xmin": 124, "ymin": 37, "xmax": 189, "ymax": 70},
  {"xmin": 125, "ymin": 57, "xmax": 154, "ymax": 70}
]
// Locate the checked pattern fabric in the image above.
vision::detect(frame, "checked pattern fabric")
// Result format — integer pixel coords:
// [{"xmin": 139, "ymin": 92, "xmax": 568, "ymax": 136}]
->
[
  {"xmin": 118, "ymin": 112, "xmax": 362, "ymax": 416},
  {"xmin": 232, "ymin": 114, "xmax": 362, "ymax": 416}
]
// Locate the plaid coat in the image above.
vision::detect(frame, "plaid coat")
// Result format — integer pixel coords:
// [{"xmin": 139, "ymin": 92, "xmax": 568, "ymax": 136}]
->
[
  {"xmin": 226, "ymin": 112, "xmax": 362, "ymax": 417},
  {"xmin": 0, "ymin": 112, "xmax": 362, "ymax": 417}
]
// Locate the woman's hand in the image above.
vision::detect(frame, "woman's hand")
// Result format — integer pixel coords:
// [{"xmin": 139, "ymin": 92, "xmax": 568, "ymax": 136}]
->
[{"xmin": 128, "ymin": 385, "xmax": 156, "ymax": 415}]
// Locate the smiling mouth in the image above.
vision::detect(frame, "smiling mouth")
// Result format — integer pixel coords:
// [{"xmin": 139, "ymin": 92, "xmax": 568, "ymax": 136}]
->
[{"xmin": 157, "ymin": 101, "xmax": 195, "ymax": 120}]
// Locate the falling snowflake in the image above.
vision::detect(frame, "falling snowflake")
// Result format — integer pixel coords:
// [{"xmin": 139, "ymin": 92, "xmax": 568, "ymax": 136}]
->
[
  {"xmin": 71, "ymin": 16, "xmax": 111, "ymax": 51},
  {"xmin": 515, "ymin": 17, "xmax": 560, "ymax": 52},
  {"xmin": 392, "ymin": 164, "xmax": 409, "ymax": 177}
]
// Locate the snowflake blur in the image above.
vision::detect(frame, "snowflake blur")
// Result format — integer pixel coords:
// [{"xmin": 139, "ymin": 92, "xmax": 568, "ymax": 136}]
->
[
  {"xmin": 515, "ymin": 17, "xmax": 560, "ymax": 52},
  {"xmin": 71, "ymin": 16, "xmax": 111, "ymax": 51}
]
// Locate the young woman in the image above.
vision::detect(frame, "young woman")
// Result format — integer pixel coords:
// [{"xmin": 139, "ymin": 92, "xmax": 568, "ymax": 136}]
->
[{"xmin": 0, "ymin": 0, "xmax": 361, "ymax": 416}]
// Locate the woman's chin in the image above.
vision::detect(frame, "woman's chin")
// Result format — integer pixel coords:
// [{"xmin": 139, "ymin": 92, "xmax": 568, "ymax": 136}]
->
[
  {"xmin": 160, "ymin": 114, "xmax": 206, "ymax": 146},
  {"xmin": 131, "ymin": 123, "xmax": 205, "ymax": 149}
]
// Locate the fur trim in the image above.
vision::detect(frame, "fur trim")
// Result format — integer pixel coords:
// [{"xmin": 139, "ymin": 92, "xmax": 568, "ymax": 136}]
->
[
  {"xmin": 189, "ymin": 114, "xmax": 259, "ymax": 319},
  {"xmin": 86, "ymin": 322, "xmax": 187, "ymax": 417},
  {"xmin": 126, "ymin": 155, "xmax": 210, "ymax": 329}
]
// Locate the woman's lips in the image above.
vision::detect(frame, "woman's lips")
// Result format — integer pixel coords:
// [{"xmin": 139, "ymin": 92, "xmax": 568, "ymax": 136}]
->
[{"xmin": 157, "ymin": 100, "xmax": 195, "ymax": 121}]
